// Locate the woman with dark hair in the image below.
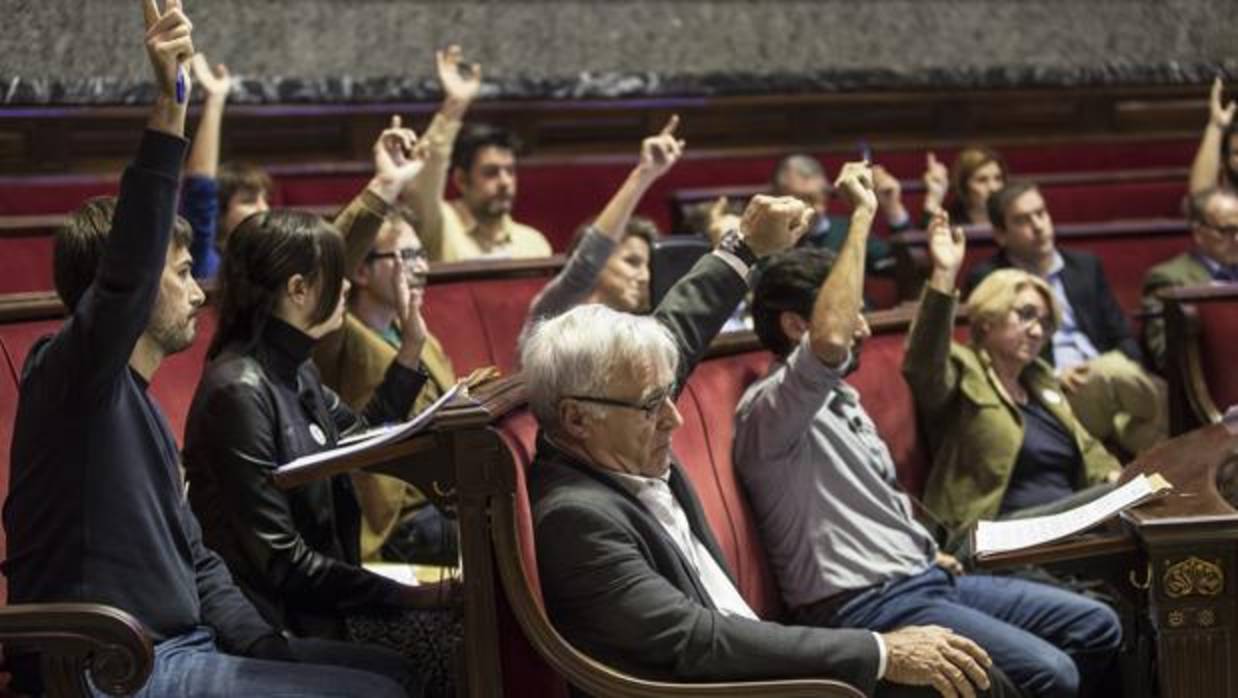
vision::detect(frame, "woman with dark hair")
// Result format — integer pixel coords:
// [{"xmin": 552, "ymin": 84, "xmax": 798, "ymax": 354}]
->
[
  {"xmin": 922, "ymin": 147, "xmax": 1009, "ymax": 226},
  {"xmin": 183, "ymin": 121, "xmax": 461, "ymax": 697}
]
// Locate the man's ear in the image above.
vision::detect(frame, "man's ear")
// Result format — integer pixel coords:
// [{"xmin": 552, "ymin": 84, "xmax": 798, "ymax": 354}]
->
[
  {"xmin": 351, "ymin": 263, "xmax": 372, "ymax": 291},
  {"xmin": 558, "ymin": 399, "xmax": 591, "ymax": 441},
  {"xmin": 779, "ymin": 310, "xmax": 810, "ymax": 346}
]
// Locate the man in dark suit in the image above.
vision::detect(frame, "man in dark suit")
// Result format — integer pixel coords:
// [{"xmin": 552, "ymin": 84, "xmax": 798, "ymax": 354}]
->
[
  {"xmin": 964, "ymin": 182, "xmax": 1166, "ymax": 455},
  {"xmin": 522, "ymin": 190, "xmax": 1023, "ymax": 698}
]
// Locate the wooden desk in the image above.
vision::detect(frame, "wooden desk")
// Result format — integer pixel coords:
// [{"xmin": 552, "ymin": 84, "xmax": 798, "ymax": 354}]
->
[
  {"xmin": 984, "ymin": 421, "xmax": 1238, "ymax": 697},
  {"xmin": 272, "ymin": 377, "xmax": 527, "ymax": 698}
]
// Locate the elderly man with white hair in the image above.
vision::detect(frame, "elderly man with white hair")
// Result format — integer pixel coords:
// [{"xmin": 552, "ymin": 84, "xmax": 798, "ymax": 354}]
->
[{"xmin": 521, "ymin": 169, "xmax": 1024, "ymax": 698}]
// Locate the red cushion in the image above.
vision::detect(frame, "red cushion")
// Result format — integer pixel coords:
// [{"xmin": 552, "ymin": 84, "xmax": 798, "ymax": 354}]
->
[
  {"xmin": 1197, "ymin": 295, "xmax": 1238, "ymax": 412},
  {"xmin": 679, "ymin": 354, "xmax": 785, "ymax": 620},
  {"xmin": 471, "ymin": 278, "xmax": 552, "ymax": 375},
  {"xmin": 0, "ymin": 339, "xmax": 18, "ymax": 605},
  {"xmin": 1064, "ymin": 235, "xmax": 1192, "ymax": 314},
  {"xmin": 423, "ymin": 284, "xmax": 490, "ymax": 374},
  {"xmin": 0, "ymin": 238, "xmax": 55, "ymax": 295},
  {"xmin": 424, "ymin": 276, "xmax": 552, "ymax": 377}
]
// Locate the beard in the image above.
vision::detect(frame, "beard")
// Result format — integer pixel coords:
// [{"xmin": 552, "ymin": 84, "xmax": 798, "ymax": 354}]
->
[
  {"xmin": 843, "ymin": 337, "xmax": 864, "ymax": 377},
  {"xmin": 150, "ymin": 313, "xmax": 197, "ymax": 355}
]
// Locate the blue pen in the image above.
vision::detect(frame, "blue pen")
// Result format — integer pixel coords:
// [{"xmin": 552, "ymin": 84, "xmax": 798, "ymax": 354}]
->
[{"xmin": 175, "ymin": 67, "xmax": 186, "ymax": 104}]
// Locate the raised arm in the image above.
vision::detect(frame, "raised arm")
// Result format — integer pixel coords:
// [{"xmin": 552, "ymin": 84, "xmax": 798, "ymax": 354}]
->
[
  {"xmin": 809, "ymin": 162, "xmax": 876, "ymax": 366},
  {"xmin": 403, "ymin": 45, "xmax": 481, "ymax": 258},
  {"xmin": 872, "ymin": 164, "xmax": 911, "ymax": 232},
  {"xmin": 656, "ymin": 195, "xmax": 811, "ymax": 388},
  {"xmin": 183, "ymin": 53, "xmax": 231, "ymax": 277},
  {"xmin": 921, "ymin": 152, "xmax": 949, "ymax": 219},
  {"xmin": 902, "ymin": 210, "xmax": 966, "ymax": 413},
  {"xmin": 1189, "ymin": 78, "xmax": 1235, "ymax": 194},
  {"xmin": 523, "ymin": 116, "xmax": 685, "ymax": 328},
  {"xmin": 43, "ymin": 0, "xmax": 192, "ymax": 400}
]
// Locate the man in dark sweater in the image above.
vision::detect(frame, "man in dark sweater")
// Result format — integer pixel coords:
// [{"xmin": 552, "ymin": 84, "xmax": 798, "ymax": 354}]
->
[{"xmin": 1, "ymin": 3, "xmax": 414, "ymax": 696}]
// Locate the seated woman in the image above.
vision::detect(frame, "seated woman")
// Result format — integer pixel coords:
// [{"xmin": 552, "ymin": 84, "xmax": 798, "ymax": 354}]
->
[
  {"xmin": 922, "ymin": 146, "xmax": 1008, "ymax": 227},
  {"xmin": 519, "ymin": 116, "xmax": 683, "ymax": 342},
  {"xmin": 902, "ymin": 211, "xmax": 1120, "ymax": 538},
  {"xmin": 183, "ymin": 121, "xmax": 459, "ymax": 697}
]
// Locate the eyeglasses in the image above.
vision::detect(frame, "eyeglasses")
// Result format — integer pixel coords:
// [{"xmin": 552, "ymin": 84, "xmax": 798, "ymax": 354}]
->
[
  {"xmin": 366, "ymin": 248, "xmax": 428, "ymax": 266},
  {"xmin": 1012, "ymin": 304, "xmax": 1054, "ymax": 332},
  {"xmin": 564, "ymin": 383, "xmax": 676, "ymax": 420},
  {"xmin": 1199, "ymin": 221, "xmax": 1238, "ymax": 241}
]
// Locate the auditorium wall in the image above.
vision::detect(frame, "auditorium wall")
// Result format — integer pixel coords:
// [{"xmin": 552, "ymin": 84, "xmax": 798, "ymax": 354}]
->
[{"xmin": 1, "ymin": 0, "xmax": 1235, "ymax": 104}]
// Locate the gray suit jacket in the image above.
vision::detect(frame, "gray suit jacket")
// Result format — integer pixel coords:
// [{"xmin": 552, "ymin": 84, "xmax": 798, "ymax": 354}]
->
[{"xmin": 529, "ymin": 253, "xmax": 880, "ymax": 692}]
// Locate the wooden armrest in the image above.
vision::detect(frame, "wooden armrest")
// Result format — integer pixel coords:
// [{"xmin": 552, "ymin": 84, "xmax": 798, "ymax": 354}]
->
[{"xmin": 0, "ymin": 602, "xmax": 153, "ymax": 698}]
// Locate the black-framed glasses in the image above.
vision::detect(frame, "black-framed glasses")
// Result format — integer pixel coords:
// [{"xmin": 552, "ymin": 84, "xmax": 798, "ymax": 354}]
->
[
  {"xmin": 1012, "ymin": 304, "xmax": 1054, "ymax": 332},
  {"xmin": 366, "ymin": 247, "xmax": 428, "ymax": 265},
  {"xmin": 564, "ymin": 383, "xmax": 676, "ymax": 420}
]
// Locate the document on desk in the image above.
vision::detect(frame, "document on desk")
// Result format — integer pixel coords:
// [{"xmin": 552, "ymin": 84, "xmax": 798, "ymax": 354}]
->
[
  {"xmin": 974, "ymin": 473, "xmax": 1173, "ymax": 558},
  {"xmin": 282, "ymin": 382, "xmax": 465, "ymax": 471}
]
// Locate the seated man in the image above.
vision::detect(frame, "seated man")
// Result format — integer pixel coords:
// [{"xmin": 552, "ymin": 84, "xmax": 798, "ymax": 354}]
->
[
  {"xmin": 523, "ymin": 191, "xmax": 1022, "ymax": 698},
  {"xmin": 1, "ymin": 3, "xmax": 412, "ymax": 695},
  {"xmin": 312, "ymin": 203, "xmax": 459, "ymax": 565},
  {"xmin": 735, "ymin": 164, "xmax": 1121, "ymax": 698},
  {"xmin": 403, "ymin": 46, "xmax": 551, "ymax": 261},
  {"xmin": 1142, "ymin": 187, "xmax": 1238, "ymax": 371},
  {"xmin": 965, "ymin": 182, "xmax": 1167, "ymax": 455},
  {"xmin": 770, "ymin": 153, "xmax": 906, "ymax": 275}
]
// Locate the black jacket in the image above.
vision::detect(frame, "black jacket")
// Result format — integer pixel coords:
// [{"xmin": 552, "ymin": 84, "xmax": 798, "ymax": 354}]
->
[
  {"xmin": 183, "ymin": 317, "xmax": 425, "ymax": 638},
  {"xmin": 529, "ymin": 253, "xmax": 880, "ymax": 692},
  {"xmin": 964, "ymin": 248, "xmax": 1142, "ymax": 365}
]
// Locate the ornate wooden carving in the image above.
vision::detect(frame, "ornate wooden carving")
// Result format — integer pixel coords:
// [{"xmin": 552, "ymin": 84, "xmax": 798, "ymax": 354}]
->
[{"xmin": 1164, "ymin": 556, "xmax": 1226, "ymax": 599}]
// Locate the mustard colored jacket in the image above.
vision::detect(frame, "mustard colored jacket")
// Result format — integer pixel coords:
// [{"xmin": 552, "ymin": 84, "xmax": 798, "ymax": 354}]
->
[{"xmin": 902, "ymin": 287, "xmax": 1120, "ymax": 532}]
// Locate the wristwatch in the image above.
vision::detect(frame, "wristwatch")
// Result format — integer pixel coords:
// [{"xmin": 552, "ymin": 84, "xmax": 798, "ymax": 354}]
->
[{"xmin": 717, "ymin": 229, "xmax": 758, "ymax": 267}]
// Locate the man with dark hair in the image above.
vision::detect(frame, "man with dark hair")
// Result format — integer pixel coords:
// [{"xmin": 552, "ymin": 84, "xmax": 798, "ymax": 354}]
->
[
  {"xmin": 1142, "ymin": 186, "xmax": 1238, "ymax": 370},
  {"xmin": 770, "ymin": 153, "xmax": 906, "ymax": 276},
  {"xmin": 2, "ymin": 4, "xmax": 413, "ymax": 695},
  {"xmin": 404, "ymin": 46, "xmax": 551, "ymax": 261},
  {"xmin": 737, "ymin": 164, "xmax": 1121, "ymax": 698},
  {"xmin": 967, "ymin": 182, "xmax": 1167, "ymax": 456}
]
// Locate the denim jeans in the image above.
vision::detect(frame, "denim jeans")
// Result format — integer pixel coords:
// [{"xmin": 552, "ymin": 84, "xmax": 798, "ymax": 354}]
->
[
  {"xmin": 830, "ymin": 566, "xmax": 1120, "ymax": 698},
  {"xmin": 88, "ymin": 627, "xmax": 420, "ymax": 698}
]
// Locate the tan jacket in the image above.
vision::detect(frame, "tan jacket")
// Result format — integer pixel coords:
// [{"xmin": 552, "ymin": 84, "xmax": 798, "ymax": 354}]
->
[
  {"xmin": 902, "ymin": 288, "xmax": 1119, "ymax": 532},
  {"xmin": 312, "ymin": 313, "xmax": 456, "ymax": 560},
  {"xmin": 1141, "ymin": 252, "xmax": 1213, "ymax": 372}
]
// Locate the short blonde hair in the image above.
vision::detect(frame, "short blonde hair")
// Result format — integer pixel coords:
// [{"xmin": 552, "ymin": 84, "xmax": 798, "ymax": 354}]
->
[{"xmin": 965, "ymin": 268, "xmax": 1060, "ymax": 345}]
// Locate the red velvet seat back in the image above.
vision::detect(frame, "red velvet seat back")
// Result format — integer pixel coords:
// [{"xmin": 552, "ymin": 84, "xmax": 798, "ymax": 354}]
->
[
  {"xmin": 0, "ymin": 237, "xmax": 56, "ymax": 295},
  {"xmin": 676, "ymin": 352, "xmax": 785, "ymax": 619},
  {"xmin": 0, "ymin": 338, "xmax": 18, "ymax": 605},
  {"xmin": 493, "ymin": 408, "xmax": 570, "ymax": 698},
  {"xmin": 1064, "ymin": 233, "xmax": 1191, "ymax": 313},
  {"xmin": 1196, "ymin": 295, "xmax": 1238, "ymax": 413},
  {"xmin": 423, "ymin": 275, "xmax": 552, "ymax": 376}
]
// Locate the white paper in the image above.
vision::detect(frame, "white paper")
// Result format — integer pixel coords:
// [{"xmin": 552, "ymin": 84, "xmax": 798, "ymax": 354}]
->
[
  {"xmin": 280, "ymin": 382, "xmax": 464, "ymax": 472},
  {"xmin": 974, "ymin": 473, "xmax": 1170, "ymax": 557}
]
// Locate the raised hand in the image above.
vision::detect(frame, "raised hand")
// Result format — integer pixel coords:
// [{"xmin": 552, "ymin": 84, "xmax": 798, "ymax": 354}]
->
[
  {"xmin": 370, "ymin": 116, "xmax": 425, "ymax": 203},
  {"xmin": 1210, "ymin": 77, "xmax": 1236, "ymax": 129},
  {"xmin": 636, "ymin": 115, "xmax": 686, "ymax": 181},
  {"xmin": 872, "ymin": 165, "xmax": 902, "ymax": 208},
  {"xmin": 190, "ymin": 53, "xmax": 231, "ymax": 101},
  {"xmin": 437, "ymin": 45, "xmax": 482, "ymax": 104},
  {"xmin": 923, "ymin": 152, "xmax": 949, "ymax": 214},
  {"xmin": 739, "ymin": 195, "xmax": 813, "ymax": 258},
  {"xmin": 143, "ymin": 0, "xmax": 194, "ymax": 99},
  {"xmin": 833, "ymin": 161, "xmax": 877, "ymax": 213},
  {"xmin": 882, "ymin": 625, "xmax": 992, "ymax": 698},
  {"xmin": 393, "ymin": 265, "xmax": 428, "ymax": 369},
  {"xmin": 927, "ymin": 210, "xmax": 966, "ymax": 276}
]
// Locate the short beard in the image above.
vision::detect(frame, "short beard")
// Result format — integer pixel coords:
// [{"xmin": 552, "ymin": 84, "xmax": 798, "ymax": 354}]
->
[{"xmin": 150, "ymin": 317, "xmax": 196, "ymax": 356}]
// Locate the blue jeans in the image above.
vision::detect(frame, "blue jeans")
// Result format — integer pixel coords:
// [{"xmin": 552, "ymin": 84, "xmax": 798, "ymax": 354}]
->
[
  {"xmin": 832, "ymin": 567, "xmax": 1120, "ymax": 698},
  {"xmin": 89, "ymin": 627, "xmax": 419, "ymax": 698}
]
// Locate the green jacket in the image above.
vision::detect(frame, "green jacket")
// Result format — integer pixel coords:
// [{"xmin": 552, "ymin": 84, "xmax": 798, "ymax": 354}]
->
[
  {"xmin": 902, "ymin": 287, "xmax": 1119, "ymax": 532},
  {"xmin": 1141, "ymin": 252, "xmax": 1213, "ymax": 373}
]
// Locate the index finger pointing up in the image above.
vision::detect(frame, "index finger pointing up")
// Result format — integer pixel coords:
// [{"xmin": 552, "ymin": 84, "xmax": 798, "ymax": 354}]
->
[
  {"xmin": 143, "ymin": 0, "xmax": 160, "ymax": 29},
  {"xmin": 660, "ymin": 114, "xmax": 680, "ymax": 137}
]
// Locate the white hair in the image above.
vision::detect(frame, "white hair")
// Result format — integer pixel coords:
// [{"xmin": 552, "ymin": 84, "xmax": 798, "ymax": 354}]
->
[{"xmin": 521, "ymin": 304, "xmax": 679, "ymax": 432}]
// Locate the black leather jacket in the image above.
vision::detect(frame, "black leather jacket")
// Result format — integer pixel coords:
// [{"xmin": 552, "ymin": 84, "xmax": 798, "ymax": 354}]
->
[{"xmin": 183, "ymin": 318, "xmax": 425, "ymax": 638}]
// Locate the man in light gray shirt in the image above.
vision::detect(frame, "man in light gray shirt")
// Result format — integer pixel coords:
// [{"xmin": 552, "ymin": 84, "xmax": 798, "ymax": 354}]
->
[{"xmin": 734, "ymin": 165, "xmax": 1121, "ymax": 698}]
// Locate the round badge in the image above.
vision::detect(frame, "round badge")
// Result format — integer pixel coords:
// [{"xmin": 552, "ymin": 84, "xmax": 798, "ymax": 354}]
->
[
  {"xmin": 308, "ymin": 423, "xmax": 327, "ymax": 446},
  {"xmin": 1041, "ymin": 389, "xmax": 1063, "ymax": 405}
]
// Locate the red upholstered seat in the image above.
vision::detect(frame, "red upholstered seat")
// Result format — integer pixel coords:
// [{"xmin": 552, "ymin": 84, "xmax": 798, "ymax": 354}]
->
[
  {"xmin": 423, "ymin": 275, "xmax": 553, "ymax": 376},
  {"xmin": 1196, "ymin": 296, "xmax": 1238, "ymax": 413},
  {"xmin": 0, "ymin": 238, "xmax": 55, "ymax": 295}
]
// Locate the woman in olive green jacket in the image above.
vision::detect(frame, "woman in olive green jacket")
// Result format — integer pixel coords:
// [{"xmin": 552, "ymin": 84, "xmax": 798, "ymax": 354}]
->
[{"xmin": 902, "ymin": 212, "xmax": 1120, "ymax": 534}]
